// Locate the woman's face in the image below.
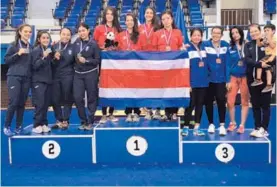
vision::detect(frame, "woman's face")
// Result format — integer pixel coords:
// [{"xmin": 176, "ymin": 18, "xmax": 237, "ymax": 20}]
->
[
  {"xmin": 78, "ymin": 26, "xmax": 90, "ymax": 40},
  {"xmin": 125, "ymin": 15, "xmax": 134, "ymax": 29},
  {"xmin": 106, "ymin": 9, "xmax": 114, "ymax": 23},
  {"xmin": 60, "ymin": 29, "xmax": 71, "ymax": 43},
  {"xmin": 145, "ymin": 8, "xmax": 154, "ymax": 23},
  {"xmin": 249, "ymin": 26, "xmax": 261, "ymax": 40},
  {"xmin": 39, "ymin": 33, "xmax": 50, "ymax": 47},
  {"xmin": 211, "ymin": 28, "xmax": 222, "ymax": 42},
  {"xmin": 191, "ymin": 30, "xmax": 202, "ymax": 44},
  {"xmin": 19, "ymin": 26, "xmax": 32, "ymax": 41},
  {"xmin": 161, "ymin": 13, "xmax": 173, "ymax": 28},
  {"xmin": 231, "ymin": 28, "xmax": 241, "ymax": 42}
]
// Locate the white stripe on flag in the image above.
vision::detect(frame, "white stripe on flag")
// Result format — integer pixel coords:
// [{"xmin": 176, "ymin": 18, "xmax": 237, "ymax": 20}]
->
[
  {"xmin": 101, "ymin": 59, "xmax": 190, "ymax": 70},
  {"xmin": 99, "ymin": 88, "xmax": 190, "ymax": 98}
]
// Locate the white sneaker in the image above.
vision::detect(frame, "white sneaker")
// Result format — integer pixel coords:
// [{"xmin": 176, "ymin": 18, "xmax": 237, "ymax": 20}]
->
[
  {"xmin": 100, "ymin": 115, "xmax": 108, "ymax": 124},
  {"xmin": 255, "ymin": 127, "xmax": 266, "ymax": 138},
  {"xmin": 125, "ymin": 114, "xmax": 133, "ymax": 122},
  {"xmin": 208, "ymin": 124, "xmax": 215, "ymax": 133},
  {"xmin": 219, "ymin": 125, "xmax": 227, "ymax": 136},
  {"xmin": 250, "ymin": 129, "xmax": 258, "ymax": 137},
  {"xmin": 133, "ymin": 114, "xmax": 140, "ymax": 122},
  {"xmin": 42, "ymin": 125, "xmax": 51, "ymax": 133},
  {"xmin": 32, "ymin": 126, "xmax": 43, "ymax": 134}
]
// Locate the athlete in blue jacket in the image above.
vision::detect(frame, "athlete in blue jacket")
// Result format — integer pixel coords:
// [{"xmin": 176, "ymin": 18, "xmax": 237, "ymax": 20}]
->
[{"xmin": 203, "ymin": 26, "xmax": 230, "ymax": 136}]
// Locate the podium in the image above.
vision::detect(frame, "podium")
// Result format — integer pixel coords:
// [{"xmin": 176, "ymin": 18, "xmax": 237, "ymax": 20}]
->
[{"xmin": 9, "ymin": 118, "xmax": 271, "ymax": 165}]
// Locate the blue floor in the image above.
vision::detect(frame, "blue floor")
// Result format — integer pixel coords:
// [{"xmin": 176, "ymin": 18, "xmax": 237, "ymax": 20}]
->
[{"xmin": 1, "ymin": 106, "xmax": 276, "ymax": 186}]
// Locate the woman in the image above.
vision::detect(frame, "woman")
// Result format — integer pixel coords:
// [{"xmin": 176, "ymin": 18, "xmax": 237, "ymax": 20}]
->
[
  {"xmin": 152, "ymin": 10, "xmax": 183, "ymax": 121},
  {"xmin": 31, "ymin": 31, "xmax": 53, "ymax": 134},
  {"xmin": 93, "ymin": 6, "xmax": 121, "ymax": 124},
  {"xmin": 182, "ymin": 28, "xmax": 208, "ymax": 136},
  {"xmin": 51, "ymin": 28, "xmax": 75, "ymax": 129},
  {"xmin": 227, "ymin": 26, "xmax": 249, "ymax": 134},
  {"xmin": 117, "ymin": 13, "xmax": 142, "ymax": 122},
  {"xmin": 73, "ymin": 23, "xmax": 100, "ymax": 130},
  {"xmin": 3, "ymin": 24, "xmax": 32, "ymax": 136},
  {"xmin": 138, "ymin": 6, "xmax": 161, "ymax": 120},
  {"xmin": 244, "ymin": 23, "xmax": 276, "ymax": 137},
  {"xmin": 203, "ymin": 26, "xmax": 230, "ymax": 136}
]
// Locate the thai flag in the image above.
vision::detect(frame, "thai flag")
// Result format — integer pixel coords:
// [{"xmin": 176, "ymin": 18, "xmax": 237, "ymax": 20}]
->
[{"xmin": 99, "ymin": 51, "xmax": 191, "ymax": 108}]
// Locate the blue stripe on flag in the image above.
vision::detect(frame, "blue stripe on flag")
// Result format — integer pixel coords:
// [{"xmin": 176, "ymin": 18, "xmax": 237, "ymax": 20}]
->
[
  {"xmin": 101, "ymin": 51, "xmax": 188, "ymax": 60},
  {"xmin": 98, "ymin": 98, "xmax": 190, "ymax": 109}
]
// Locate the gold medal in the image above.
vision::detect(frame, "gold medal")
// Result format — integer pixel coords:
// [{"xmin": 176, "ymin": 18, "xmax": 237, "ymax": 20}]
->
[
  {"xmin": 166, "ymin": 45, "xmax": 171, "ymax": 51},
  {"xmin": 198, "ymin": 61, "xmax": 204, "ymax": 67},
  {"xmin": 216, "ymin": 58, "xmax": 221, "ymax": 64}
]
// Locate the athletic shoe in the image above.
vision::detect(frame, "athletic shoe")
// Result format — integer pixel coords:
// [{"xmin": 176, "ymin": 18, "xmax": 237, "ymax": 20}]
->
[
  {"xmin": 132, "ymin": 114, "xmax": 140, "ymax": 122},
  {"xmin": 193, "ymin": 129, "xmax": 205, "ymax": 136},
  {"xmin": 109, "ymin": 115, "xmax": 118, "ymax": 122},
  {"xmin": 4, "ymin": 127, "xmax": 14, "ymax": 136},
  {"xmin": 125, "ymin": 114, "xmax": 133, "ymax": 122},
  {"xmin": 236, "ymin": 125, "xmax": 245, "ymax": 134},
  {"xmin": 181, "ymin": 127, "xmax": 189, "ymax": 136},
  {"xmin": 208, "ymin": 124, "xmax": 215, "ymax": 133},
  {"xmin": 227, "ymin": 122, "xmax": 237, "ymax": 132},
  {"xmin": 32, "ymin": 126, "xmax": 43, "ymax": 134},
  {"xmin": 99, "ymin": 115, "xmax": 108, "ymax": 124},
  {"xmin": 42, "ymin": 125, "xmax": 51, "ymax": 133},
  {"xmin": 219, "ymin": 125, "xmax": 227, "ymax": 136}
]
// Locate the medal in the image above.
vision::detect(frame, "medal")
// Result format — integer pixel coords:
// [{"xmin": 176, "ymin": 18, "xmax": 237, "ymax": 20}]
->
[
  {"xmin": 198, "ymin": 61, "xmax": 204, "ymax": 67},
  {"xmin": 216, "ymin": 58, "xmax": 221, "ymax": 64},
  {"xmin": 213, "ymin": 42, "xmax": 221, "ymax": 63},
  {"xmin": 166, "ymin": 45, "xmax": 171, "ymax": 51},
  {"xmin": 238, "ymin": 60, "xmax": 243, "ymax": 66},
  {"xmin": 18, "ymin": 40, "xmax": 30, "ymax": 53}
]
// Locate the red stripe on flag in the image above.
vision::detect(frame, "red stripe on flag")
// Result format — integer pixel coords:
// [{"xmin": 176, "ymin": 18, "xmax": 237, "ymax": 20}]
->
[{"xmin": 100, "ymin": 69, "xmax": 190, "ymax": 88}]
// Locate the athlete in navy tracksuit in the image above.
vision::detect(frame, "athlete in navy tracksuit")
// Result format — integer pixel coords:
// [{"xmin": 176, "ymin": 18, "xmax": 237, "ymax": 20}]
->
[
  {"xmin": 203, "ymin": 26, "xmax": 230, "ymax": 136},
  {"xmin": 51, "ymin": 28, "xmax": 74, "ymax": 129},
  {"xmin": 3, "ymin": 24, "xmax": 32, "ymax": 136},
  {"xmin": 31, "ymin": 31, "xmax": 53, "ymax": 134},
  {"xmin": 182, "ymin": 28, "xmax": 209, "ymax": 136},
  {"xmin": 73, "ymin": 23, "xmax": 100, "ymax": 130}
]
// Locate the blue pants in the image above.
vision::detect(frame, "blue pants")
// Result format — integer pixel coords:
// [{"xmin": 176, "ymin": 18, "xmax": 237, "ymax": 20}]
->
[
  {"xmin": 5, "ymin": 76, "xmax": 30, "ymax": 128},
  {"xmin": 73, "ymin": 70, "xmax": 98, "ymax": 124},
  {"xmin": 52, "ymin": 77, "xmax": 73, "ymax": 122},
  {"xmin": 32, "ymin": 82, "xmax": 51, "ymax": 127}
]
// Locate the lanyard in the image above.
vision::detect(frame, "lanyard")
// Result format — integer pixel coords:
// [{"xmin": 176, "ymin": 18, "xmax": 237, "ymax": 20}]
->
[
  {"xmin": 58, "ymin": 42, "xmax": 68, "ymax": 51},
  {"xmin": 192, "ymin": 43, "xmax": 203, "ymax": 61},
  {"xmin": 18, "ymin": 40, "xmax": 29, "ymax": 49},
  {"xmin": 255, "ymin": 44, "xmax": 258, "ymax": 62},
  {"xmin": 79, "ymin": 39, "xmax": 90, "ymax": 53},
  {"xmin": 125, "ymin": 30, "xmax": 131, "ymax": 50},
  {"xmin": 144, "ymin": 24, "xmax": 153, "ymax": 40},
  {"xmin": 212, "ymin": 41, "xmax": 221, "ymax": 58},
  {"xmin": 236, "ymin": 42, "xmax": 245, "ymax": 59},
  {"xmin": 163, "ymin": 29, "xmax": 172, "ymax": 46}
]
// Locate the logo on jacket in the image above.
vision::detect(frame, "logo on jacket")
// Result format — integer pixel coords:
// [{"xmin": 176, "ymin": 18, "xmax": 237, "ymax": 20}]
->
[
  {"xmin": 85, "ymin": 46, "xmax": 90, "ymax": 51},
  {"xmin": 10, "ymin": 86, "xmax": 15, "ymax": 89},
  {"xmin": 35, "ymin": 85, "xmax": 39, "ymax": 89},
  {"xmin": 68, "ymin": 50, "xmax": 72, "ymax": 55}
]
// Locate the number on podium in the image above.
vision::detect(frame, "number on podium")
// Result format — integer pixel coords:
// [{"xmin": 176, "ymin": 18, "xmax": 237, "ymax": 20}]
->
[
  {"xmin": 42, "ymin": 140, "xmax": 61, "ymax": 159},
  {"xmin": 215, "ymin": 143, "xmax": 235, "ymax": 163},
  {"xmin": 126, "ymin": 136, "xmax": 148, "ymax": 156}
]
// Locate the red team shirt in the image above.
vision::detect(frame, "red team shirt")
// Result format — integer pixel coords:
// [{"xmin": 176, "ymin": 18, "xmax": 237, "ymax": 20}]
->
[
  {"xmin": 117, "ymin": 30, "xmax": 142, "ymax": 51},
  {"xmin": 138, "ymin": 24, "xmax": 155, "ymax": 51},
  {"xmin": 152, "ymin": 28, "xmax": 183, "ymax": 51},
  {"xmin": 93, "ymin": 24, "xmax": 119, "ymax": 49}
]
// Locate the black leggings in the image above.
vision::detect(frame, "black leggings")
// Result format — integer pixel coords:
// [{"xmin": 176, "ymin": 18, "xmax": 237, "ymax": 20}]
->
[
  {"xmin": 125, "ymin": 108, "xmax": 141, "ymax": 115},
  {"xmin": 205, "ymin": 83, "xmax": 226, "ymax": 124},
  {"xmin": 184, "ymin": 87, "xmax": 206, "ymax": 126},
  {"xmin": 102, "ymin": 107, "xmax": 114, "ymax": 115}
]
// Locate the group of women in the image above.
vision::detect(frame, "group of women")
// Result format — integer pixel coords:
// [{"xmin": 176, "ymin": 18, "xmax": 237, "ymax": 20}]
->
[{"xmin": 3, "ymin": 6, "xmax": 275, "ymax": 138}]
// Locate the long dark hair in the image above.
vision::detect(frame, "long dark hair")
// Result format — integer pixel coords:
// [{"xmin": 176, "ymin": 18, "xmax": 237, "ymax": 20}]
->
[
  {"xmin": 144, "ymin": 6, "xmax": 160, "ymax": 31},
  {"xmin": 102, "ymin": 6, "xmax": 122, "ymax": 32},
  {"xmin": 34, "ymin": 30, "xmax": 51, "ymax": 47},
  {"xmin": 160, "ymin": 11, "xmax": 177, "ymax": 29},
  {"xmin": 125, "ymin": 13, "xmax": 139, "ymax": 44},
  {"xmin": 229, "ymin": 26, "xmax": 244, "ymax": 49},
  {"xmin": 15, "ymin": 24, "xmax": 32, "ymax": 44}
]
